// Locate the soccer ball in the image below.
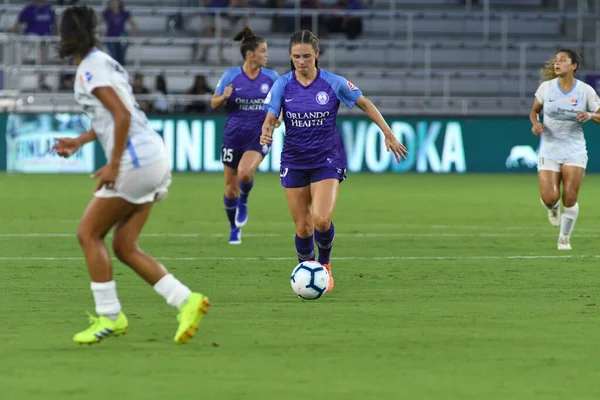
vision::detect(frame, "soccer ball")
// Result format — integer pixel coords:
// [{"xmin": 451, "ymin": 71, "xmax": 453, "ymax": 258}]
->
[{"xmin": 290, "ymin": 261, "xmax": 330, "ymax": 300}]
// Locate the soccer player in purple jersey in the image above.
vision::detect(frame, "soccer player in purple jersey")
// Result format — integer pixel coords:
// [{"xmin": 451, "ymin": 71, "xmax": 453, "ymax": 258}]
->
[
  {"xmin": 211, "ymin": 27, "xmax": 280, "ymax": 245},
  {"xmin": 260, "ymin": 30, "xmax": 407, "ymax": 292}
]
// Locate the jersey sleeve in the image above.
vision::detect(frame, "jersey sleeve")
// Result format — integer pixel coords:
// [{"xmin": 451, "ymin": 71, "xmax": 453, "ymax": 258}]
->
[
  {"xmin": 263, "ymin": 76, "xmax": 284, "ymax": 117},
  {"xmin": 325, "ymin": 72, "xmax": 363, "ymax": 109},
  {"xmin": 264, "ymin": 68, "xmax": 280, "ymax": 83},
  {"xmin": 535, "ymin": 81, "xmax": 549, "ymax": 105},
  {"xmin": 215, "ymin": 68, "xmax": 238, "ymax": 95},
  {"xmin": 585, "ymin": 84, "xmax": 600, "ymax": 112},
  {"xmin": 78, "ymin": 58, "xmax": 112, "ymax": 95}
]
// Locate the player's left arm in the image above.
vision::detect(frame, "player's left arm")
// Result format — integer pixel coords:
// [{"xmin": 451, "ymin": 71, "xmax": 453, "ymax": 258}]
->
[
  {"xmin": 577, "ymin": 85, "xmax": 600, "ymax": 124},
  {"xmin": 578, "ymin": 108, "xmax": 600, "ymax": 124},
  {"xmin": 355, "ymin": 96, "xmax": 408, "ymax": 162}
]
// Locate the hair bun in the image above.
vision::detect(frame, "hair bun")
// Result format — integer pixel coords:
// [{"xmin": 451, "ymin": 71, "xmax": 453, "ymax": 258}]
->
[{"xmin": 233, "ymin": 26, "xmax": 256, "ymax": 42}]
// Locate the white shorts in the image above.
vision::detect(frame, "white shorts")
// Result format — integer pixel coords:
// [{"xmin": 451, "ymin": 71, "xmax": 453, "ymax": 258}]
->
[
  {"xmin": 537, "ymin": 156, "xmax": 588, "ymax": 172},
  {"xmin": 95, "ymin": 158, "xmax": 171, "ymax": 204}
]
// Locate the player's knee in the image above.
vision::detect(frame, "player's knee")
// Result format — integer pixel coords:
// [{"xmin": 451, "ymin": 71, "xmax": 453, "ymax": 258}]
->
[
  {"xmin": 312, "ymin": 214, "xmax": 331, "ymax": 232},
  {"xmin": 76, "ymin": 228, "xmax": 90, "ymax": 247},
  {"xmin": 76, "ymin": 225, "xmax": 101, "ymax": 247},
  {"xmin": 224, "ymin": 184, "xmax": 239, "ymax": 198},
  {"xmin": 295, "ymin": 220, "xmax": 313, "ymax": 237},
  {"xmin": 541, "ymin": 192, "xmax": 559, "ymax": 207},
  {"xmin": 237, "ymin": 168, "xmax": 253, "ymax": 184},
  {"xmin": 562, "ymin": 191, "xmax": 578, "ymax": 208},
  {"xmin": 112, "ymin": 239, "xmax": 136, "ymax": 263}
]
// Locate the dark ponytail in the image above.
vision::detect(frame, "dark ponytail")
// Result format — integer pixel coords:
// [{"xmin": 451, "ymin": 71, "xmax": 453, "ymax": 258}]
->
[
  {"xmin": 232, "ymin": 26, "xmax": 265, "ymax": 60},
  {"xmin": 59, "ymin": 6, "xmax": 98, "ymax": 59},
  {"xmin": 289, "ymin": 30, "xmax": 320, "ymax": 71}
]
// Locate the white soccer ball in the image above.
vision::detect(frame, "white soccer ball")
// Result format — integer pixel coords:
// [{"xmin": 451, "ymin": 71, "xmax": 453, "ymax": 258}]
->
[{"xmin": 290, "ymin": 261, "xmax": 330, "ymax": 300}]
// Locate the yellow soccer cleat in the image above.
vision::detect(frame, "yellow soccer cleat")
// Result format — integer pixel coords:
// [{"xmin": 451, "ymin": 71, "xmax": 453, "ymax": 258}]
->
[
  {"xmin": 174, "ymin": 293, "xmax": 210, "ymax": 344},
  {"xmin": 73, "ymin": 312, "xmax": 128, "ymax": 345}
]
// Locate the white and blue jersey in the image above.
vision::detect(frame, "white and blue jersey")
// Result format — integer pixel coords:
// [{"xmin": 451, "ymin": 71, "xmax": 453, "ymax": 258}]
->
[
  {"xmin": 264, "ymin": 68, "xmax": 362, "ymax": 169},
  {"xmin": 535, "ymin": 78, "xmax": 600, "ymax": 161},
  {"xmin": 74, "ymin": 49, "xmax": 167, "ymax": 171}
]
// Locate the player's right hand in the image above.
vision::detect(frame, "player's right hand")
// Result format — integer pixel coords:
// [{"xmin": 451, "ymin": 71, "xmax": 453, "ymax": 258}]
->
[
  {"xmin": 531, "ymin": 122, "xmax": 544, "ymax": 136},
  {"xmin": 260, "ymin": 123, "xmax": 274, "ymax": 146},
  {"xmin": 223, "ymin": 84, "xmax": 233, "ymax": 99},
  {"xmin": 51, "ymin": 137, "xmax": 80, "ymax": 158}
]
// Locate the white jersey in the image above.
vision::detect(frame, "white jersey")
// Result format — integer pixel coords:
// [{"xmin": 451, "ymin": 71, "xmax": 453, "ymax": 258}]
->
[
  {"xmin": 535, "ymin": 78, "xmax": 600, "ymax": 161},
  {"xmin": 74, "ymin": 49, "xmax": 167, "ymax": 171}
]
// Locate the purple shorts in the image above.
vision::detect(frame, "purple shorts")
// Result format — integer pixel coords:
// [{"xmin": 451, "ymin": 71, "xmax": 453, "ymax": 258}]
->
[
  {"xmin": 221, "ymin": 141, "xmax": 271, "ymax": 169},
  {"xmin": 280, "ymin": 167, "xmax": 347, "ymax": 188}
]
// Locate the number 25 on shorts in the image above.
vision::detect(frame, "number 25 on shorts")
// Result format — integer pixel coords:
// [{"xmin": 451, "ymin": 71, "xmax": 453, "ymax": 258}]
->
[{"xmin": 222, "ymin": 148, "xmax": 234, "ymax": 163}]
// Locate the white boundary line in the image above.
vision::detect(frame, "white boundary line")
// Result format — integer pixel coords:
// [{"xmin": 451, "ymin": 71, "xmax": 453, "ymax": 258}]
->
[
  {"xmin": 2, "ymin": 220, "xmax": 600, "ymax": 232},
  {"xmin": 2, "ymin": 232, "xmax": 600, "ymax": 238},
  {"xmin": 0, "ymin": 255, "xmax": 598, "ymax": 261}
]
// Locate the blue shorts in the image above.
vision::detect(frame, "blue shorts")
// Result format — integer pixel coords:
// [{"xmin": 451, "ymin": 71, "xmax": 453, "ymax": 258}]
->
[
  {"xmin": 221, "ymin": 142, "xmax": 271, "ymax": 169},
  {"xmin": 280, "ymin": 167, "xmax": 347, "ymax": 188}
]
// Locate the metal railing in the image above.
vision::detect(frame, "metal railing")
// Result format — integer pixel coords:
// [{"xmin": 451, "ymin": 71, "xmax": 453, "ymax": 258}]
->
[
  {"xmin": 0, "ymin": 3, "xmax": 599, "ymax": 42},
  {"xmin": 0, "ymin": 90, "xmax": 537, "ymax": 116},
  {"xmin": 3, "ymin": 34, "xmax": 600, "ymax": 95}
]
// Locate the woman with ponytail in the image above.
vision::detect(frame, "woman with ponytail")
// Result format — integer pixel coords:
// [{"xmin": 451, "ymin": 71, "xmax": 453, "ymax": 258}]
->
[
  {"xmin": 52, "ymin": 6, "xmax": 210, "ymax": 345},
  {"xmin": 210, "ymin": 26, "xmax": 279, "ymax": 245},
  {"xmin": 530, "ymin": 48, "xmax": 600, "ymax": 250}
]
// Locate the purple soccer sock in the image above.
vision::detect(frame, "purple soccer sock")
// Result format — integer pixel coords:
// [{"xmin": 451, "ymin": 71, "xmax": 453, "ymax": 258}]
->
[
  {"xmin": 295, "ymin": 234, "xmax": 315, "ymax": 263},
  {"xmin": 239, "ymin": 179, "xmax": 254, "ymax": 203},
  {"xmin": 224, "ymin": 195, "xmax": 238, "ymax": 228},
  {"xmin": 314, "ymin": 222, "xmax": 335, "ymax": 265}
]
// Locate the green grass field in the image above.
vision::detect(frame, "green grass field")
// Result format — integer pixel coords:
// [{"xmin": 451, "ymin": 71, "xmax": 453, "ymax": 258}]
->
[{"xmin": 2, "ymin": 172, "xmax": 600, "ymax": 400}]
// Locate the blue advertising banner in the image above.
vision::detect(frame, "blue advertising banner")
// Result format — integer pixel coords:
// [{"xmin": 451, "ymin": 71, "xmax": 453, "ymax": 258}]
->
[
  {"xmin": 6, "ymin": 113, "xmax": 95, "ymax": 173},
  {"xmin": 3, "ymin": 113, "xmax": 600, "ymax": 173}
]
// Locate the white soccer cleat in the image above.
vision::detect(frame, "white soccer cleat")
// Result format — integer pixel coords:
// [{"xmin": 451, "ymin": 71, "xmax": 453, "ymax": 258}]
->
[
  {"xmin": 557, "ymin": 235, "xmax": 571, "ymax": 250},
  {"xmin": 540, "ymin": 198, "xmax": 560, "ymax": 227},
  {"xmin": 548, "ymin": 207, "xmax": 560, "ymax": 227}
]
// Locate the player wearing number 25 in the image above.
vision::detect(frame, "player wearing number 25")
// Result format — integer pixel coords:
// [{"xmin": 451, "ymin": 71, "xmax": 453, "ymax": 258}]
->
[{"xmin": 211, "ymin": 27, "xmax": 279, "ymax": 245}]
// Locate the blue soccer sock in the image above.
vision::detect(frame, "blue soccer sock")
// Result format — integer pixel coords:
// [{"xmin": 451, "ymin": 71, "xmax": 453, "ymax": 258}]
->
[
  {"xmin": 224, "ymin": 195, "xmax": 238, "ymax": 228},
  {"xmin": 314, "ymin": 222, "xmax": 335, "ymax": 265},
  {"xmin": 295, "ymin": 234, "xmax": 315, "ymax": 263},
  {"xmin": 239, "ymin": 179, "xmax": 254, "ymax": 203}
]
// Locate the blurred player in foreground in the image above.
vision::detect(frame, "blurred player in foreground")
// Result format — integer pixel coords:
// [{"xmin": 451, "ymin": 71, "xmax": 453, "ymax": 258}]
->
[{"xmin": 52, "ymin": 6, "xmax": 209, "ymax": 345}]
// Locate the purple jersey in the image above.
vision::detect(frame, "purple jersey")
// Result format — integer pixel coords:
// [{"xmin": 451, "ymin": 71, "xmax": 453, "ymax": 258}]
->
[
  {"xmin": 264, "ymin": 68, "xmax": 363, "ymax": 169},
  {"xmin": 18, "ymin": 4, "xmax": 55, "ymax": 36},
  {"xmin": 103, "ymin": 10, "xmax": 131, "ymax": 37},
  {"xmin": 216, "ymin": 66, "xmax": 280, "ymax": 149}
]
